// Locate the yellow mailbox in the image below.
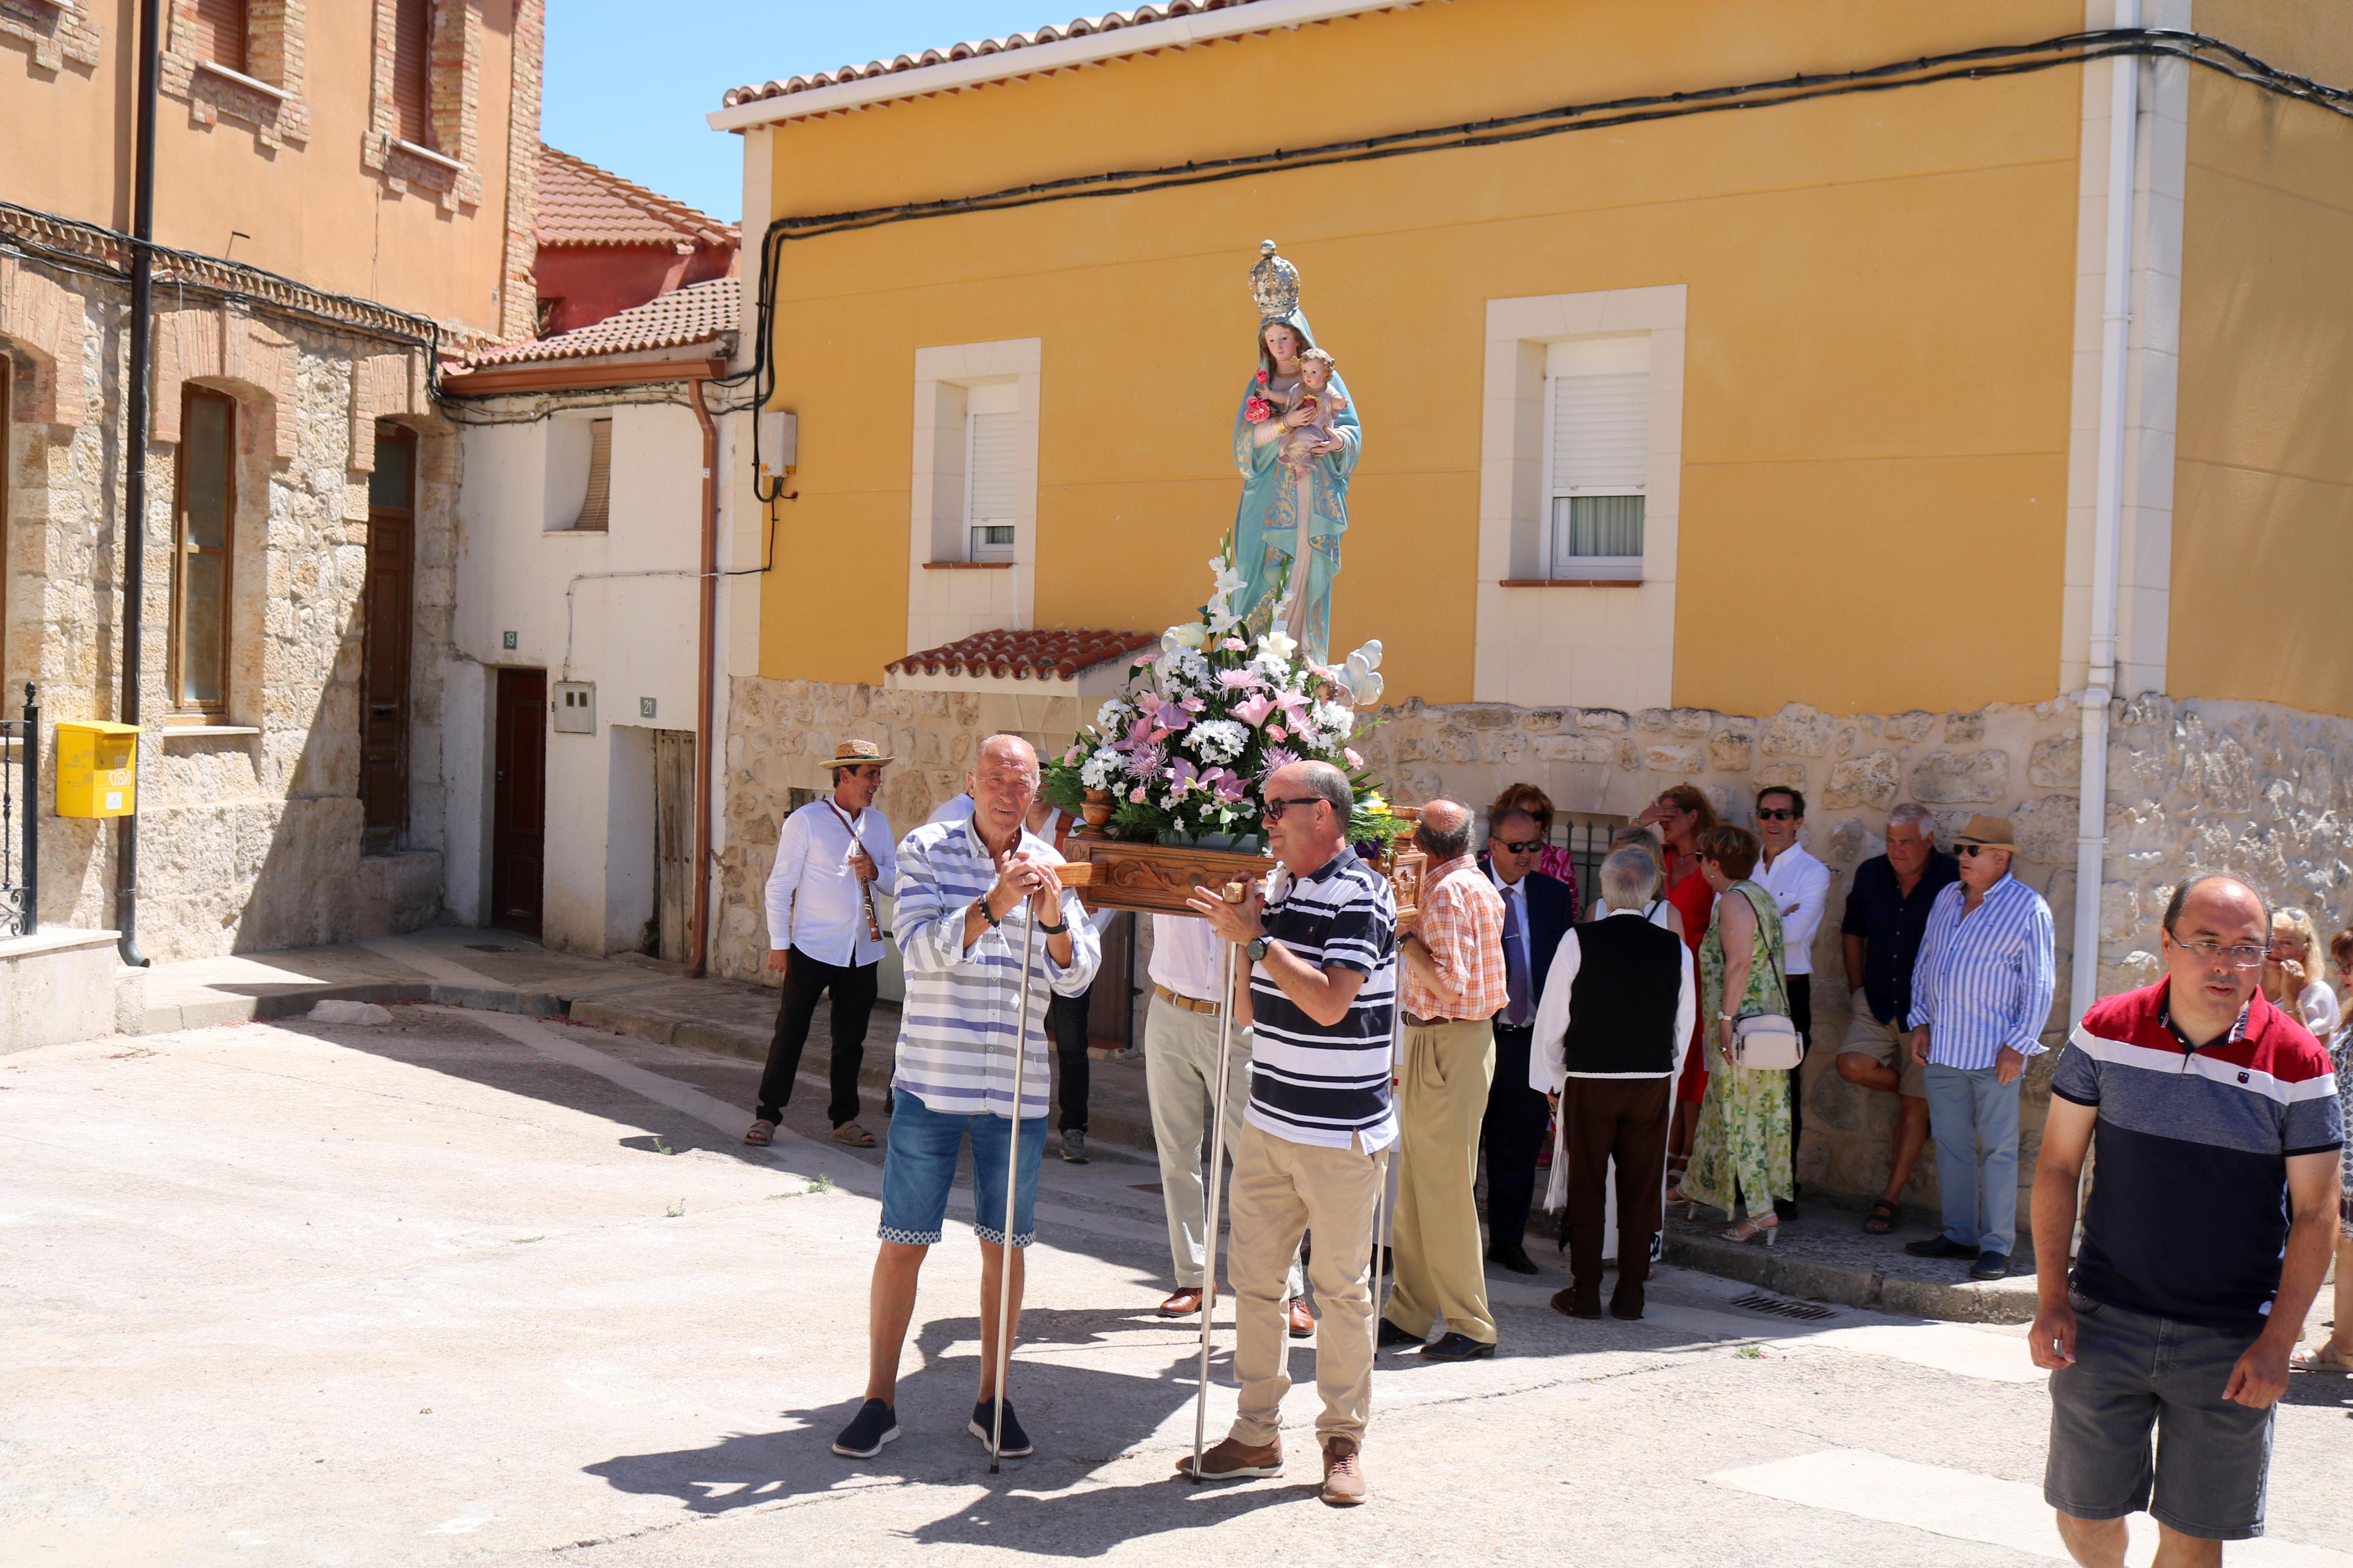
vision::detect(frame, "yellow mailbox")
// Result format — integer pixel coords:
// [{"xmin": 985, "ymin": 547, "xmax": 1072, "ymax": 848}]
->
[{"xmin": 56, "ymin": 720, "xmax": 140, "ymax": 819}]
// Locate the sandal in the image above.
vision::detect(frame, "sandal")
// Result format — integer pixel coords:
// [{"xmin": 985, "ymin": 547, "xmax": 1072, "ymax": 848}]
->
[
  {"xmin": 2292, "ymin": 1343, "xmax": 2353, "ymax": 1373},
  {"xmin": 1722, "ymin": 1215, "xmax": 1780, "ymax": 1247},
  {"xmin": 1862, "ymin": 1199, "xmax": 1900, "ymax": 1235},
  {"xmin": 831, "ymin": 1122, "xmax": 878, "ymax": 1149},
  {"xmin": 743, "ymin": 1118, "xmax": 776, "ymax": 1146}
]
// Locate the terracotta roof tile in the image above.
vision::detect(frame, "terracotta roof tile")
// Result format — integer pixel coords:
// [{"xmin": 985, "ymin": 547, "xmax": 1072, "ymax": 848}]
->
[
  {"xmin": 722, "ymin": 0, "xmax": 1268, "ymax": 108},
  {"xmin": 886, "ymin": 628, "xmax": 1156, "ymax": 683},
  {"xmin": 463, "ymin": 278, "xmax": 739, "ymax": 368},
  {"xmin": 537, "ymin": 144, "xmax": 739, "ymax": 250}
]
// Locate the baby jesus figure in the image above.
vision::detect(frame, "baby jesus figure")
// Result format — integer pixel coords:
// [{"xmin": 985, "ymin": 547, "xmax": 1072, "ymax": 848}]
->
[{"xmin": 1278, "ymin": 347, "xmax": 1348, "ymax": 479}]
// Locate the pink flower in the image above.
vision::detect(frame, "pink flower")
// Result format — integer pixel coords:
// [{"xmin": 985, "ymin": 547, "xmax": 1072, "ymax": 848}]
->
[
  {"xmin": 1125, "ymin": 716, "xmax": 1156, "ymax": 749},
  {"xmin": 1181, "ymin": 696, "xmax": 1206, "ymax": 713},
  {"xmin": 1167, "ymin": 757, "xmax": 1199, "ymax": 791},
  {"xmin": 1259, "ymin": 745, "xmax": 1300, "ymax": 777},
  {"xmin": 1217, "ymin": 668, "xmax": 1265, "ymax": 690},
  {"xmin": 1255, "ymin": 369, "xmax": 1269, "ymax": 387},
  {"xmin": 1344, "ymin": 747, "xmax": 1364, "ymax": 769},
  {"xmin": 1206, "ymin": 768, "xmax": 1248, "ymax": 805},
  {"xmin": 1129, "ymin": 787, "xmax": 1148, "ymax": 803},
  {"xmin": 1063, "ymin": 744, "xmax": 1084, "ymax": 766},
  {"xmin": 1232, "ymin": 692, "xmax": 1276, "ymax": 729},
  {"xmin": 1266, "ymin": 724, "xmax": 1287, "ymax": 742},
  {"xmin": 1221, "ymin": 638, "xmax": 1248, "ymax": 653},
  {"xmin": 1156, "ymin": 705, "xmax": 1191, "ymax": 735}
]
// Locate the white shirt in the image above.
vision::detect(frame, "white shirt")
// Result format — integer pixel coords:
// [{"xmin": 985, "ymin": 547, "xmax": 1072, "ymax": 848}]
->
[
  {"xmin": 1590, "ymin": 895, "xmax": 1677, "ymax": 930},
  {"xmin": 1528, "ymin": 908, "xmax": 1698, "ymax": 1093},
  {"xmin": 765, "ymin": 797, "xmax": 898, "ymax": 968},
  {"xmin": 2294, "ymin": 980, "xmax": 2340, "ymax": 1040},
  {"xmin": 1149, "ymin": 913, "xmax": 1229, "ymax": 1002},
  {"xmin": 1754, "ymin": 839, "xmax": 1831, "ymax": 976}
]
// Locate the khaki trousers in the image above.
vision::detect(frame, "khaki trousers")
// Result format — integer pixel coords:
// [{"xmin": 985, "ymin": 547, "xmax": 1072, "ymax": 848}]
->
[
  {"xmin": 1143, "ymin": 995, "xmax": 1303, "ymax": 1296},
  {"xmin": 1226, "ymin": 1120, "xmax": 1383, "ymax": 1448},
  {"xmin": 1386, "ymin": 1018, "xmax": 1497, "ymax": 1345}
]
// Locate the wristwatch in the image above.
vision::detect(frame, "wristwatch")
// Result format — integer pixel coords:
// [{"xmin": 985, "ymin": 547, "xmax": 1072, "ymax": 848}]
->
[
  {"xmin": 1039, "ymin": 917, "xmax": 1069, "ymax": 935},
  {"xmin": 1245, "ymin": 935, "xmax": 1272, "ymax": 963}
]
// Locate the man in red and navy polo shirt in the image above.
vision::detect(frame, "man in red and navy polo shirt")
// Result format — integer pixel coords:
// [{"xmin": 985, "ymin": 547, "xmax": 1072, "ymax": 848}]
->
[{"xmin": 2030, "ymin": 873, "xmax": 2342, "ymax": 1565}]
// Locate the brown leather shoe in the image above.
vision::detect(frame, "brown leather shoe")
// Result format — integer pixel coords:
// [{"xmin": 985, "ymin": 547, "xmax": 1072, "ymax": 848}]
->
[
  {"xmin": 1319, "ymin": 1436, "xmax": 1369, "ymax": 1505},
  {"xmin": 1176, "ymin": 1436, "xmax": 1282, "ymax": 1480},
  {"xmin": 1286, "ymin": 1296, "xmax": 1316, "ymax": 1338},
  {"xmin": 1157, "ymin": 1287, "xmax": 1206, "ymax": 1318}
]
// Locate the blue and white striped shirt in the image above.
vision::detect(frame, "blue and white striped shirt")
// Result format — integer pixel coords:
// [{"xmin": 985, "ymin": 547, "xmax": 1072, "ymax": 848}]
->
[
  {"xmin": 1907, "ymin": 873, "xmax": 2057, "ymax": 1069},
  {"xmin": 890, "ymin": 817, "xmax": 1101, "ymax": 1118},
  {"xmin": 1247, "ymin": 845, "xmax": 1400, "ymax": 1151}
]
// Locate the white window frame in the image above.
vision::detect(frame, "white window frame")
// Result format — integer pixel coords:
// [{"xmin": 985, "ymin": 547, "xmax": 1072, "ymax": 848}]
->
[
  {"xmin": 908, "ymin": 338, "xmax": 1039, "ymax": 651},
  {"xmin": 1474, "ymin": 285, "xmax": 1685, "ymax": 710},
  {"xmin": 961, "ymin": 381, "xmax": 1020, "ymax": 564}
]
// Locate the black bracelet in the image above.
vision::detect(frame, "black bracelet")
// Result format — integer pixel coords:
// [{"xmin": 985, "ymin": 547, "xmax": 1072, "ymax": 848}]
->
[
  {"xmin": 1039, "ymin": 917, "xmax": 1069, "ymax": 935},
  {"xmin": 978, "ymin": 899, "xmax": 1002, "ymax": 930}
]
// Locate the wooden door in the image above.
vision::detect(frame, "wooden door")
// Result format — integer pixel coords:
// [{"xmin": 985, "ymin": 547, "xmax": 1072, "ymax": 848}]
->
[
  {"xmin": 491, "ymin": 667, "xmax": 546, "ymax": 938},
  {"xmin": 652, "ymin": 728, "xmax": 695, "ymax": 962},
  {"xmin": 360, "ymin": 424, "xmax": 416, "ymax": 855},
  {"xmin": 1086, "ymin": 912, "xmax": 1135, "ymax": 1049}
]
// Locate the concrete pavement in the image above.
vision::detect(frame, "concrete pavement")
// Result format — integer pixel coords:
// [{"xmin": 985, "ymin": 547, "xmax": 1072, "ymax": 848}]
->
[{"xmin": 5, "ymin": 994, "xmax": 2349, "ymax": 1566}]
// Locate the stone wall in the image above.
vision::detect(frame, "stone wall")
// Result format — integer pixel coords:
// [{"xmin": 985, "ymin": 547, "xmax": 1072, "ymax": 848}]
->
[
  {"xmin": 2, "ymin": 252, "xmax": 457, "ymax": 959},
  {"xmin": 728, "ymin": 676, "xmax": 2353, "ymax": 1215}
]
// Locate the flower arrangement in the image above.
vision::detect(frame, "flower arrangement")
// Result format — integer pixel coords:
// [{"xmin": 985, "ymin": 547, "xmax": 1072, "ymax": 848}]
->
[{"xmin": 1041, "ymin": 535, "xmax": 1404, "ymax": 855}]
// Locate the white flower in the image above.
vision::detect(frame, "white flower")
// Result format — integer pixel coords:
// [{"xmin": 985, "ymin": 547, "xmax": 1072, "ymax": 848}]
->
[
  {"xmin": 1310, "ymin": 701, "xmax": 1354, "ymax": 742},
  {"xmin": 1164, "ymin": 621, "xmax": 1207, "ymax": 652},
  {"xmin": 1095, "ymin": 698, "xmax": 1131, "ymax": 732},
  {"xmin": 1187, "ymin": 720, "xmax": 1248, "ymax": 766},
  {"xmin": 1080, "ymin": 748, "xmax": 1124, "ymax": 790},
  {"xmin": 1157, "ymin": 646, "xmax": 1210, "ymax": 694},
  {"xmin": 1258, "ymin": 627, "xmax": 1298, "ymax": 663}
]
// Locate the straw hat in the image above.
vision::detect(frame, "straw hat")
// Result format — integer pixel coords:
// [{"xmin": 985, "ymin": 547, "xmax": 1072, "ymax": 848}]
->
[
  {"xmin": 819, "ymin": 738, "xmax": 894, "ymax": 770},
  {"xmin": 1951, "ymin": 814, "xmax": 2017, "ymax": 852}
]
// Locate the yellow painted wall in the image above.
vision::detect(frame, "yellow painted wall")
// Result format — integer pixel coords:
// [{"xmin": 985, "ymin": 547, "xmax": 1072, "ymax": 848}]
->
[
  {"xmin": 0, "ymin": 0, "xmax": 521, "ymax": 336},
  {"xmin": 2171, "ymin": 1, "xmax": 2353, "ymax": 718},
  {"xmin": 758, "ymin": 0, "xmax": 2085, "ymax": 713}
]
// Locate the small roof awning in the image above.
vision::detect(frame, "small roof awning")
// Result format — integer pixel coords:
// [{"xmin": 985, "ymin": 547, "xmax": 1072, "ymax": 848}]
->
[{"xmin": 883, "ymin": 628, "xmax": 1155, "ymax": 699}]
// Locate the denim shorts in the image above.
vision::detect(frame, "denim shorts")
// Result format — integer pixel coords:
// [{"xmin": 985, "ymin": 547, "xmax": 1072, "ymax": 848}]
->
[
  {"xmin": 876, "ymin": 1087, "xmax": 1046, "ymax": 1249},
  {"xmin": 2043, "ymin": 1291, "xmax": 2276, "ymax": 1541}
]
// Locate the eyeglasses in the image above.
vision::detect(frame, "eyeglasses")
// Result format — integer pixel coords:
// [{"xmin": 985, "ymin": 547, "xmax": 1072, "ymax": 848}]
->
[
  {"xmin": 2176, "ymin": 938, "xmax": 2268, "ymax": 970},
  {"xmin": 1261, "ymin": 796, "xmax": 1326, "ymax": 823},
  {"xmin": 1495, "ymin": 838, "xmax": 1545, "ymax": 855},
  {"xmin": 1954, "ymin": 844, "xmax": 2007, "ymax": 858},
  {"xmin": 1756, "ymin": 808, "xmax": 1797, "ymax": 822}
]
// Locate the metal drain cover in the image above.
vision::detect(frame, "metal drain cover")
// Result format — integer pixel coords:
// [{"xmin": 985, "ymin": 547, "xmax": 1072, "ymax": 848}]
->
[{"xmin": 1729, "ymin": 1291, "xmax": 1840, "ymax": 1321}]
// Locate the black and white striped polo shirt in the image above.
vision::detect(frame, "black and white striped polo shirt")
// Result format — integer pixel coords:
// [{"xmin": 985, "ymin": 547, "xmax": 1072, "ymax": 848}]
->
[{"xmin": 1245, "ymin": 844, "xmax": 1398, "ymax": 1150}]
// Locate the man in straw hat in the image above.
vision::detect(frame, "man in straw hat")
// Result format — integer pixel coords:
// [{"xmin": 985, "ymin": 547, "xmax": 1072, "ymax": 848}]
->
[
  {"xmin": 746, "ymin": 739, "xmax": 899, "ymax": 1151},
  {"xmin": 832, "ymin": 734, "xmax": 1098, "ymax": 1461},
  {"xmin": 1903, "ymin": 813, "xmax": 2056, "ymax": 1283}
]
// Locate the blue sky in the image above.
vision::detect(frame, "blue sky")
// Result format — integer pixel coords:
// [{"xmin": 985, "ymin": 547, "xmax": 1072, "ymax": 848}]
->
[{"xmin": 542, "ymin": 1, "xmax": 1064, "ymax": 224}]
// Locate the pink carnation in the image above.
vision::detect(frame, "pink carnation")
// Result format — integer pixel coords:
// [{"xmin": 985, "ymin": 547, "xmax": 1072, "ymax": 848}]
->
[
  {"xmin": 1221, "ymin": 638, "xmax": 1248, "ymax": 653},
  {"xmin": 1129, "ymin": 787, "xmax": 1148, "ymax": 803},
  {"xmin": 1344, "ymin": 747, "xmax": 1364, "ymax": 768},
  {"xmin": 1266, "ymin": 724, "xmax": 1287, "ymax": 742}
]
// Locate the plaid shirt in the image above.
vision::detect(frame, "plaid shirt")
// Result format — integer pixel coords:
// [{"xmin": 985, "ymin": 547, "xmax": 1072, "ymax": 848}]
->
[{"xmin": 1401, "ymin": 853, "xmax": 1509, "ymax": 1022}]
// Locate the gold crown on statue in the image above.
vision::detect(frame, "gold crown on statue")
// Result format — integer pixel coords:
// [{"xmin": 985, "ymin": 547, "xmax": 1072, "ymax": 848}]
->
[{"xmin": 1250, "ymin": 239, "xmax": 1300, "ymax": 322}]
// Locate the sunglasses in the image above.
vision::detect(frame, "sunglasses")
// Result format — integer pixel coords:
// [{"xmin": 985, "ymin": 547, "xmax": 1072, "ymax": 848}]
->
[
  {"xmin": 1261, "ymin": 796, "xmax": 1326, "ymax": 822},
  {"xmin": 1756, "ymin": 808, "xmax": 1797, "ymax": 822},
  {"xmin": 1494, "ymin": 838, "xmax": 1545, "ymax": 855},
  {"xmin": 1954, "ymin": 843, "xmax": 2007, "ymax": 858}
]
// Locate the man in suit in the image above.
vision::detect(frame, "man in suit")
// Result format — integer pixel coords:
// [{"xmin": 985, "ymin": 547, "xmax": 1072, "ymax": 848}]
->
[{"xmin": 1479, "ymin": 793, "xmax": 1577, "ymax": 1274}]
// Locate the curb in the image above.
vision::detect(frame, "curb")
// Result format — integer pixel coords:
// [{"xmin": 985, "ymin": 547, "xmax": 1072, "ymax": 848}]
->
[
  {"xmin": 145, "ymin": 980, "xmax": 572, "ymax": 1034},
  {"xmin": 1659, "ymin": 1227, "xmax": 2039, "ymax": 1324}
]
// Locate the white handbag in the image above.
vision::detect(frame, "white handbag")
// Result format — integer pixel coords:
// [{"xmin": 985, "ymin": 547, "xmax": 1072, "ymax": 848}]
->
[{"xmin": 1726, "ymin": 886, "xmax": 1804, "ymax": 1071}]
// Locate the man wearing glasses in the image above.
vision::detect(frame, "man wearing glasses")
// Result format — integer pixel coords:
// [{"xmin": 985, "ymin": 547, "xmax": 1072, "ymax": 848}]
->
[
  {"xmin": 1179, "ymin": 759, "xmax": 1396, "ymax": 1506},
  {"xmin": 747, "ymin": 739, "xmax": 898, "ymax": 1150},
  {"xmin": 1904, "ymin": 814, "xmax": 2057, "ymax": 1281},
  {"xmin": 1478, "ymin": 792, "xmax": 1578, "ymax": 1274},
  {"xmin": 2031, "ymin": 873, "xmax": 2340, "ymax": 1565},
  {"xmin": 1753, "ymin": 785, "xmax": 1832, "ymax": 1221}
]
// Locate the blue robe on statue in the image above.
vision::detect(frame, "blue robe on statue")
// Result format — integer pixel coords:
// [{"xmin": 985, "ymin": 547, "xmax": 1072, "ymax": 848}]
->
[{"xmin": 1229, "ymin": 310, "xmax": 1360, "ymax": 666}]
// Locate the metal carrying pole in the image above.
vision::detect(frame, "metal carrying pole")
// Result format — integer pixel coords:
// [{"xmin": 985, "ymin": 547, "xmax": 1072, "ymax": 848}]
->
[
  {"xmin": 1187, "ymin": 931, "xmax": 1242, "ymax": 1482},
  {"xmin": 988, "ymin": 897, "xmax": 1044, "ymax": 1474},
  {"xmin": 1369, "ymin": 981, "xmax": 1403, "ymax": 1389},
  {"xmin": 20, "ymin": 684, "xmax": 36, "ymax": 937}
]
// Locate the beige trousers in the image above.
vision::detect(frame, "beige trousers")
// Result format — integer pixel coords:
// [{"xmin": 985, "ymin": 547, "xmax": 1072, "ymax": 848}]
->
[
  {"xmin": 1225, "ymin": 1119, "xmax": 1383, "ymax": 1448},
  {"xmin": 1143, "ymin": 995, "xmax": 1303, "ymax": 1296},
  {"xmin": 1385, "ymin": 1018, "xmax": 1498, "ymax": 1345}
]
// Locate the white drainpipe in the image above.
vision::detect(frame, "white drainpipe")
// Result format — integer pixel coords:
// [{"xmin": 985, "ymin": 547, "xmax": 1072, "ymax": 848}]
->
[{"xmin": 2072, "ymin": 2, "xmax": 2140, "ymax": 1023}]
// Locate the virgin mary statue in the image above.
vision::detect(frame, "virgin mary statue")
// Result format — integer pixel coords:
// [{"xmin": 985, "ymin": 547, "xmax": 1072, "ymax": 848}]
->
[{"xmin": 1230, "ymin": 242, "xmax": 1360, "ymax": 666}]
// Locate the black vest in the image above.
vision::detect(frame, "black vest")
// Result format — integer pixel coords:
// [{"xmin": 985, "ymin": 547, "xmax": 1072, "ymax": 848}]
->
[{"xmin": 1561, "ymin": 914, "xmax": 1685, "ymax": 1076}]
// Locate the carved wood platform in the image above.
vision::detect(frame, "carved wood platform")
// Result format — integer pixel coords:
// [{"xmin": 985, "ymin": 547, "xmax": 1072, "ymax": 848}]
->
[{"xmin": 1060, "ymin": 839, "xmax": 1425, "ymax": 925}]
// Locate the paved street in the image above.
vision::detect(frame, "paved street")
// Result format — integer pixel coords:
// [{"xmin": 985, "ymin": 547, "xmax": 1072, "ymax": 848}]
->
[{"xmin": 5, "ymin": 1001, "xmax": 2348, "ymax": 1568}]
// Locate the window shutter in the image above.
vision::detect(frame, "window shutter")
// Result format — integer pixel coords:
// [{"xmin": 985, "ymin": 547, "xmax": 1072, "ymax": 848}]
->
[
  {"xmin": 393, "ymin": 0, "xmax": 435, "ymax": 147},
  {"xmin": 966, "ymin": 411, "xmax": 1020, "ymax": 524},
  {"xmin": 574, "ymin": 420, "xmax": 612, "ymax": 531},
  {"xmin": 1549, "ymin": 371, "xmax": 1649, "ymax": 493},
  {"xmin": 191, "ymin": 0, "xmax": 249, "ymax": 74}
]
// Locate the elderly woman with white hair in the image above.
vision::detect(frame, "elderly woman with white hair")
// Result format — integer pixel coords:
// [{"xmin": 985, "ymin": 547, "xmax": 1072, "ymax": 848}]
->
[
  {"xmin": 2263, "ymin": 906, "xmax": 2340, "ymax": 1041},
  {"xmin": 1529, "ymin": 843, "xmax": 1697, "ymax": 1320}
]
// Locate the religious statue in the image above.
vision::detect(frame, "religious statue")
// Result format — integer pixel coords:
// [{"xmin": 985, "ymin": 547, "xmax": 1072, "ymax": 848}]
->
[{"xmin": 1230, "ymin": 240, "xmax": 1361, "ymax": 666}]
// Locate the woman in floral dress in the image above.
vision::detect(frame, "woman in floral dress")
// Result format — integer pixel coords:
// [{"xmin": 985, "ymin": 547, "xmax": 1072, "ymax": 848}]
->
[{"xmin": 1680, "ymin": 825, "xmax": 1795, "ymax": 1245}]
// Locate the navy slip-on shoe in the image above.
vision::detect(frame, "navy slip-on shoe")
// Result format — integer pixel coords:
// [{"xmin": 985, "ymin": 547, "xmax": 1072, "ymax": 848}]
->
[
  {"xmin": 1970, "ymin": 1251, "xmax": 2011, "ymax": 1281},
  {"xmin": 832, "ymin": 1398, "xmax": 899, "ymax": 1459},
  {"xmin": 1904, "ymin": 1236, "xmax": 1981, "ymax": 1260},
  {"xmin": 1420, "ymin": 1332, "xmax": 1496, "ymax": 1361},
  {"xmin": 970, "ymin": 1399, "xmax": 1033, "ymax": 1458}
]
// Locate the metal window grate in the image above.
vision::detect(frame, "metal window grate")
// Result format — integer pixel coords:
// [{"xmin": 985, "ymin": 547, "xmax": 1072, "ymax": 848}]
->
[
  {"xmin": 1729, "ymin": 1292, "xmax": 1840, "ymax": 1322},
  {"xmin": 1539, "ymin": 814, "xmax": 1628, "ymax": 914}
]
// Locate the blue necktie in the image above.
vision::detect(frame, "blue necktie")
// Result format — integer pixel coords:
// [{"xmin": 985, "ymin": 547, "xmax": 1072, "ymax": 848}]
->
[{"xmin": 1502, "ymin": 887, "xmax": 1530, "ymax": 1027}]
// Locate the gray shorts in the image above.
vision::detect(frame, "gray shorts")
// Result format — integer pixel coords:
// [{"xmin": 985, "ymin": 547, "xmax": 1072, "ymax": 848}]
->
[{"xmin": 2043, "ymin": 1292, "xmax": 2275, "ymax": 1541}]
